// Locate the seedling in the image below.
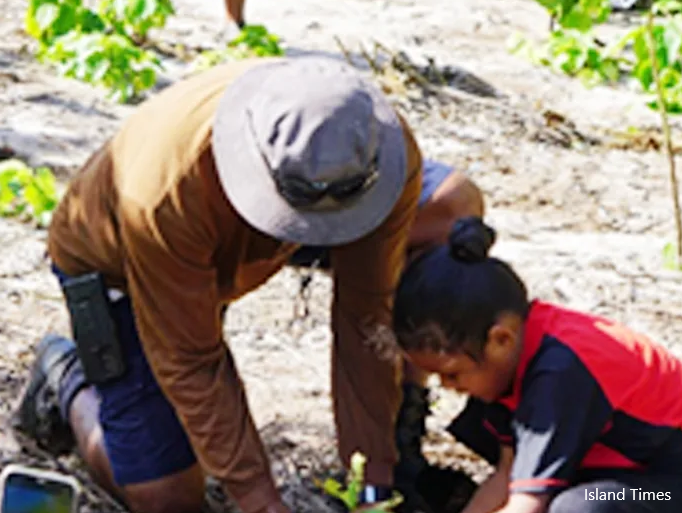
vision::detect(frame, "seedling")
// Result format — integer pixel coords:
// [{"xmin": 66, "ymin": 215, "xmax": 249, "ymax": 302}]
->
[
  {"xmin": 314, "ymin": 452, "xmax": 402, "ymax": 512},
  {"xmin": 192, "ymin": 24, "xmax": 284, "ymax": 72},
  {"xmin": 0, "ymin": 159, "xmax": 59, "ymax": 227}
]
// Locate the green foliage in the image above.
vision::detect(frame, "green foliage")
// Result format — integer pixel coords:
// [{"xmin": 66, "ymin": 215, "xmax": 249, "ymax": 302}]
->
[
  {"xmin": 508, "ymin": 0, "xmax": 625, "ymax": 87},
  {"xmin": 192, "ymin": 24, "xmax": 284, "ymax": 72},
  {"xmin": 99, "ymin": 0, "xmax": 175, "ymax": 42},
  {"xmin": 315, "ymin": 453, "xmax": 403, "ymax": 512},
  {"xmin": 25, "ymin": 0, "xmax": 170, "ymax": 102},
  {"xmin": 509, "ymin": 30, "xmax": 623, "ymax": 87},
  {"xmin": 0, "ymin": 159, "xmax": 59, "ymax": 227},
  {"xmin": 43, "ymin": 32, "xmax": 160, "ymax": 103},
  {"xmin": 619, "ymin": 16, "xmax": 682, "ymax": 111},
  {"xmin": 537, "ymin": 0, "xmax": 612, "ymax": 32},
  {"xmin": 25, "ymin": 0, "xmax": 105, "ymax": 47},
  {"xmin": 228, "ymin": 24, "xmax": 284, "ymax": 57},
  {"xmin": 513, "ymin": 0, "xmax": 682, "ymax": 97}
]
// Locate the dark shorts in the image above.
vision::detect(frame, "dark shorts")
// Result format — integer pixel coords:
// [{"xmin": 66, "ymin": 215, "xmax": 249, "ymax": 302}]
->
[
  {"xmin": 53, "ymin": 267, "xmax": 196, "ymax": 486},
  {"xmin": 289, "ymin": 159, "xmax": 454, "ymax": 269}
]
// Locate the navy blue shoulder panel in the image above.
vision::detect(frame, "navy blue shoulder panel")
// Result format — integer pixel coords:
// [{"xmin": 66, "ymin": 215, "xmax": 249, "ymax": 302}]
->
[{"xmin": 510, "ymin": 336, "xmax": 613, "ymax": 494}]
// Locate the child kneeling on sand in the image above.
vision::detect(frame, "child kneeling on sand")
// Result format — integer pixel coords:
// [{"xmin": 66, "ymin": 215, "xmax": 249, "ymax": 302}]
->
[{"xmin": 392, "ymin": 217, "xmax": 682, "ymax": 513}]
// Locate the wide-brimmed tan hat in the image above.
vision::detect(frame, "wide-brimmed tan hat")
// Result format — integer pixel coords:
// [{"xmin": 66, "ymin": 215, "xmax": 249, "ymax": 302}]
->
[{"xmin": 211, "ymin": 56, "xmax": 407, "ymax": 246}]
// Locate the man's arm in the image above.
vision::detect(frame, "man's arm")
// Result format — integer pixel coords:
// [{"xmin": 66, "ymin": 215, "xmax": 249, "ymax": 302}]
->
[
  {"xmin": 328, "ymin": 118, "xmax": 422, "ymax": 487},
  {"xmin": 119, "ymin": 195, "xmax": 279, "ymax": 513}
]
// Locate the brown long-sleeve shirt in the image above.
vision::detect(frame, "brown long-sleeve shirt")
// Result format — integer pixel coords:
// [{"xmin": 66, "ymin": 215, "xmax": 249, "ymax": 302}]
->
[{"xmin": 48, "ymin": 59, "xmax": 422, "ymax": 512}]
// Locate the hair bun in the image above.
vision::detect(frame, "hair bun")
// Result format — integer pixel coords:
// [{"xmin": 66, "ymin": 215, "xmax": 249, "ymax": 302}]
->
[{"xmin": 448, "ymin": 217, "xmax": 496, "ymax": 263}]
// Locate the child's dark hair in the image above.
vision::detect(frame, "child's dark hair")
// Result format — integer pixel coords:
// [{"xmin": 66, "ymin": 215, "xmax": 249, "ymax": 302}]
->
[{"xmin": 393, "ymin": 217, "xmax": 529, "ymax": 359}]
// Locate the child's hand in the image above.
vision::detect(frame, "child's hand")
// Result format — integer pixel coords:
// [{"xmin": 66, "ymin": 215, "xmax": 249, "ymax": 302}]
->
[{"xmin": 496, "ymin": 493, "xmax": 550, "ymax": 513}]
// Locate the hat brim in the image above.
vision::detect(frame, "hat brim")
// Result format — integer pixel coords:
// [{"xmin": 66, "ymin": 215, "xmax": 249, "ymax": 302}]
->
[{"xmin": 211, "ymin": 60, "xmax": 407, "ymax": 247}]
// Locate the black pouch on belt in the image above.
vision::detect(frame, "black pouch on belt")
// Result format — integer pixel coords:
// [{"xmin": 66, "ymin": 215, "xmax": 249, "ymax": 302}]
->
[{"xmin": 61, "ymin": 272, "xmax": 126, "ymax": 384}]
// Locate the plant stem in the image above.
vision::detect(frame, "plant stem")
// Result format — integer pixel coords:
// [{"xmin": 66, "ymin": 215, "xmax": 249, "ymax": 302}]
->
[{"xmin": 645, "ymin": 9, "xmax": 682, "ymax": 265}]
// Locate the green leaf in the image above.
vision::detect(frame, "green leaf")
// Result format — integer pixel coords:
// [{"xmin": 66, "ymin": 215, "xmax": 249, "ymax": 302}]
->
[
  {"xmin": 90, "ymin": 56, "xmax": 110, "ymax": 81},
  {"xmin": 52, "ymin": 3, "xmax": 78, "ymax": 38},
  {"xmin": 0, "ymin": 161, "xmax": 59, "ymax": 224},
  {"xmin": 34, "ymin": 3, "xmax": 59, "ymax": 31},
  {"xmin": 662, "ymin": 24, "xmax": 682, "ymax": 66},
  {"xmin": 79, "ymin": 9, "xmax": 105, "ymax": 32},
  {"xmin": 659, "ymin": 66, "xmax": 681, "ymax": 87},
  {"xmin": 632, "ymin": 30, "xmax": 650, "ymax": 62},
  {"xmin": 33, "ymin": 167, "xmax": 57, "ymax": 199},
  {"xmin": 130, "ymin": 0, "xmax": 147, "ymax": 19},
  {"xmin": 0, "ymin": 170, "xmax": 21, "ymax": 214},
  {"xmin": 138, "ymin": 66, "xmax": 156, "ymax": 87},
  {"xmin": 320, "ymin": 478, "xmax": 344, "ymax": 498},
  {"xmin": 634, "ymin": 60, "xmax": 654, "ymax": 90},
  {"xmin": 561, "ymin": 10, "xmax": 593, "ymax": 31},
  {"xmin": 663, "ymin": 242, "xmax": 681, "ymax": 270},
  {"xmin": 599, "ymin": 59, "xmax": 621, "ymax": 82},
  {"xmin": 141, "ymin": 0, "xmax": 158, "ymax": 19},
  {"xmin": 577, "ymin": 67, "xmax": 601, "ymax": 86}
]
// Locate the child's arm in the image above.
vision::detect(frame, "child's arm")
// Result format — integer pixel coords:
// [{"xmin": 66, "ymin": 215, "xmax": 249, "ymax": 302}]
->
[
  {"xmin": 460, "ymin": 446, "xmax": 513, "ymax": 513},
  {"xmin": 460, "ymin": 446, "xmax": 552, "ymax": 513},
  {"xmin": 495, "ymin": 493, "xmax": 551, "ymax": 513}
]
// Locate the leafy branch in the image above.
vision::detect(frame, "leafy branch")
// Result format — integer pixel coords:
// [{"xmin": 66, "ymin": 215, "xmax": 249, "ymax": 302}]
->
[{"xmin": 25, "ymin": 0, "xmax": 173, "ymax": 102}]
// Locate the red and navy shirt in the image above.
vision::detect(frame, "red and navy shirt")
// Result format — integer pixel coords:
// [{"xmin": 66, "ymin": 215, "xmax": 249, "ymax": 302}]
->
[{"xmin": 484, "ymin": 300, "xmax": 682, "ymax": 495}]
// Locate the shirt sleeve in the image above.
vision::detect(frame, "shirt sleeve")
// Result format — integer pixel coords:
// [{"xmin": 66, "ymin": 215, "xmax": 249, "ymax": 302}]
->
[
  {"xmin": 328, "ymin": 116, "xmax": 422, "ymax": 486},
  {"xmin": 446, "ymin": 397, "xmax": 508, "ymax": 466},
  {"xmin": 118, "ymin": 178, "xmax": 278, "ymax": 513},
  {"xmin": 509, "ymin": 342, "xmax": 613, "ymax": 495}
]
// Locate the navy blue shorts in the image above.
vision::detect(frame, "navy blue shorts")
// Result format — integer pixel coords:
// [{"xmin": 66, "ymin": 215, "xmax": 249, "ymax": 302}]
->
[
  {"xmin": 53, "ymin": 267, "xmax": 196, "ymax": 486},
  {"xmin": 289, "ymin": 159, "xmax": 454, "ymax": 269}
]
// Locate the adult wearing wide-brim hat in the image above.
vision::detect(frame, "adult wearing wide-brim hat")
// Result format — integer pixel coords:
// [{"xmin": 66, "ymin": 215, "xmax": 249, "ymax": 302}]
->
[{"xmin": 15, "ymin": 56, "xmax": 422, "ymax": 513}]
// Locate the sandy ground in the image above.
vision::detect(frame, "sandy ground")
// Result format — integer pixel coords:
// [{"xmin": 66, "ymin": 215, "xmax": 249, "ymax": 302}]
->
[{"xmin": 2, "ymin": 0, "xmax": 682, "ymax": 511}]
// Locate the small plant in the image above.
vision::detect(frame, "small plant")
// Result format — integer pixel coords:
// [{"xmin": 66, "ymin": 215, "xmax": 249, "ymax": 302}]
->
[
  {"xmin": 0, "ymin": 159, "xmax": 60, "ymax": 227},
  {"xmin": 228, "ymin": 24, "xmax": 284, "ymax": 57},
  {"xmin": 315, "ymin": 452, "xmax": 402, "ymax": 512},
  {"xmin": 192, "ymin": 24, "xmax": 284, "ymax": 72},
  {"xmin": 508, "ymin": 30, "xmax": 623, "ymax": 87},
  {"xmin": 25, "ymin": 0, "xmax": 170, "ymax": 102}
]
